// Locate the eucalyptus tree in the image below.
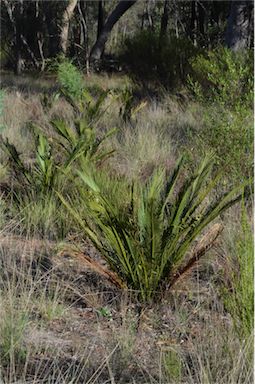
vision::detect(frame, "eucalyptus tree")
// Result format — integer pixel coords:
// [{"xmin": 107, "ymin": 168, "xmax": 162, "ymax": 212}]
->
[
  {"xmin": 89, "ymin": 0, "xmax": 137, "ymax": 64},
  {"xmin": 59, "ymin": 0, "xmax": 78, "ymax": 54},
  {"xmin": 225, "ymin": 0, "xmax": 253, "ymax": 51}
]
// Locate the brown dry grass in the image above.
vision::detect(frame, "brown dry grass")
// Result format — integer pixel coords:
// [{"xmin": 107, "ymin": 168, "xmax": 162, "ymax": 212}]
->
[{"xmin": 0, "ymin": 233, "xmax": 252, "ymax": 384}]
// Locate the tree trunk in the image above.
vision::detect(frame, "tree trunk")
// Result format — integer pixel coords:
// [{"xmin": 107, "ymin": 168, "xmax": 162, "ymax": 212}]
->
[
  {"xmin": 160, "ymin": 0, "xmax": 171, "ymax": 38},
  {"xmin": 97, "ymin": 0, "xmax": 105, "ymax": 39},
  {"xmin": 78, "ymin": 0, "xmax": 90, "ymax": 74},
  {"xmin": 174, "ymin": 1, "xmax": 179, "ymax": 38},
  {"xmin": 3, "ymin": 0, "xmax": 23, "ymax": 74},
  {"xmin": 225, "ymin": 1, "xmax": 252, "ymax": 51},
  {"xmin": 190, "ymin": 1, "xmax": 198, "ymax": 46},
  {"xmin": 60, "ymin": 0, "xmax": 78, "ymax": 54},
  {"xmin": 147, "ymin": 0, "xmax": 154, "ymax": 30},
  {"xmin": 198, "ymin": 2, "xmax": 205, "ymax": 37},
  {"xmin": 90, "ymin": 0, "xmax": 137, "ymax": 63},
  {"xmin": 15, "ymin": 15, "xmax": 23, "ymax": 74}
]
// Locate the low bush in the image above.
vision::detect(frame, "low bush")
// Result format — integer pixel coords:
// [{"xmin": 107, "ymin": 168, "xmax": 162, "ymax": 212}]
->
[
  {"xmin": 188, "ymin": 47, "xmax": 253, "ymax": 108},
  {"xmin": 57, "ymin": 58, "xmax": 84, "ymax": 101},
  {"xmin": 191, "ymin": 104, "xmax": 253, "ymax": 181},
  {"xmin": 122, "ymin": 30, "xmax": 198, "ymax": 89},
  {"xmin": 186, "ymin": 47, "xmax": 253, "ymax": 181},
  {"xmin": 1, "ymin": 132, "xmax": 59, "ymax": 200},
  {"xmin": 59, "ymin": 155, "xmax": 250, "ymax": 301},
  {"xmin": 0, "ymin": 118, "xmax": 115, "ymax": 239},
  {"xmin": 1, "ymin": 83, "xmax": 115, "ymax": 201}
]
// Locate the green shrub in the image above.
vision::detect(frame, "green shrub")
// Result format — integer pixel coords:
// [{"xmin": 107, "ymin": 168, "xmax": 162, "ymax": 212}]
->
[
  {"xmin": 55, "ymin": 59, "xmax": 118, "ymax": 134},
  {"xmin": 1, "ymin": 87, "xmax": 115, "ymax": 237},
  {"xmin": 118, "ymin": 86, "xmax": 147, "ymax": 123},
  {"xmin": 187, "ymin": 47, "xmax": 253, "ymax": 181},
  {"xmin": 59, "ymin": 155, "xmax": 250, "ymax": 301},
  {"xmin": 0, "ymin": 131, "xmax": 71, "ymax": 238},
  {"xmin": 0, "ymin": 65, "xmax": 117, "ymax": 238},
  {"xmin": 51, "ymin": 115, "xmax": 116, "ymax": 169},
  {"xmin": 57, "ymin": 59, "xmax": 84, "ymax": 101},
  {"xmin": 1, "ymin": 132, "xmax": 59, "ymax": 200},
  {"xmin": 1, "ymin": 96, "xmax": 115, "ymax": 202},
  {"xmin": 122, "ymin": 30, "xmax": 198, "ymax": 89},
  {"xmin": 193, "ymin": 104, "xmax": 253, "ymax": 181},
  {"xmin": 56, "ymin": 58, "xmax": 111, "ymax": 122},
  {"xmin": 188, "ymin": 47, "xmax": 253, "ymax": 107}
]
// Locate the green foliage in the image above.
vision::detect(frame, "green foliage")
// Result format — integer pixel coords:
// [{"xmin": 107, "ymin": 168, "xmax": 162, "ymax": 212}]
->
[
  {"xmin": 188, "ymin": 47, "xmax": 253, "ymax": 107},
  {"xmin": 53, "ymin": 63, "xmax": 117, "ymax": 169},
  {"xmin": 96, "ymin": 307, "xmax": 113, "ymax": 320},
  {"xmin": 1, "ymin": 89, "xmax": 115, "ymax": 201},
  {"xmin": 1, "ymin": 132, "xmax": 58, "ymax": 199},
  {"xmin": 122, "ymin": 30, "xmax": 198, "ymax": 89},
  {"xmin": 162, "ymin": 349, "xmax": 182, "ymax": 381},
  {"xmin": 193, "ymin": 104, "xmax": 253, "ymax": 181},
  {"xmin": 0, "ymin": 82, "xmax": 116, "ymax": 238},
  {"xmin": 51, "ymin": 118, "xmax": 116, "ymax": 169},
  {"xmin": 222, "ymin": 206, "xmax": 254, "ymax": 345},
  {"xmin": 0, "ymin": 304, "xmax": 28, "ymax": 368},
  {"xmin": 0, "ymin": 131, "xmax": 72, "ymax": 238},
  {"xmin": 15, "ymin": 196, "xmax": 73, "ymax": 239},
  {"xmin": 118, "ymin": 87, "xmax": 147, "ymax": 123},
  {"xmin": 56, "ymin": 58, "xmax": 112, "ymax": 125},
  {"xmin": 40, "ymin": 92, "xmax": 60, "ymax": 111},
  {"xmin": 187, "ymin": 47, "xmax": 253, "ymax": 181},
  {"xmin": 57, "ymin": 58, "xmax": 84, "ymax": 101},
  {"xmin": 35, "ymin": 133, "xmax": 57, "ymax": 192},
  {"xmin": 59, "ymin": 155, "xmax": 249, "ymax": 301},
  {"xmin": 1, "ymin": 124, "xmax": 114, "ymax": 239}
]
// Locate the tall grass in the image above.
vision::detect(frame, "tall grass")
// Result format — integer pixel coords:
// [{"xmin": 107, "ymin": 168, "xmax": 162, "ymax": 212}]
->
[
  {"xmin": 110, "ymin": 122, "xmax": 175, "ymax": 179},
  {"xmin": 0, "ymin": 89, "xmax": 5, "ymax": 132},
  {"xmin": 0, "ymin": 241, "xmax": 77, "ymax": 383},
  {"xmin": 221, "ymin": 204, "xmax": 254, "ymax": 348}
]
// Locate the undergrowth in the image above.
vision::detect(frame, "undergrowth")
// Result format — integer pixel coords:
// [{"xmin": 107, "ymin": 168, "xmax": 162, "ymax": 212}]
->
[{"xmin": 0, "ymin": 58, "xmax": 253, "ymax": 382}]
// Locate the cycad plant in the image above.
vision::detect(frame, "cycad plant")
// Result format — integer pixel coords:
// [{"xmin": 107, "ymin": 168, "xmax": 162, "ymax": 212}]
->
[
  {"xmin": 1, "ymin": 116, "xmax": 115, "ymax": 200},
  {"xmin": 52, "ymin": 60, "xmax": 116, "ymax": 168},
  {"xmin": 51, "ymin": 118, "xmax": 116, "ymax": 169},
  {"xmin": 56, "ymin": 58, "xmax": 111, "ymax": 125},
  {"xmin": 1, "ymin": 132, "xmax": 58, "ymax": 199},
  {"xmin": 59, "ymin": 155, "xmax": 251, "ymax": 301}
]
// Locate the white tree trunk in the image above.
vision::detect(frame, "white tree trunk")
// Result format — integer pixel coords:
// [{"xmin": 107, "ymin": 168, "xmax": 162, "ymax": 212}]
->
[{"xmin": 60, "ymin": 0, "xmax": 78, "ymax": 54}]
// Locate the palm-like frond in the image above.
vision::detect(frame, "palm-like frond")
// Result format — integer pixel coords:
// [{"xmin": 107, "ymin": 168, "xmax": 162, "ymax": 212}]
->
[
  {"xmin": 51, "ymin": 116, "xmax": 116, "ymax": 169},
  {"xmin": 0, "ymin": 137, "xmax": 32, "ymax": 186},
  {"xmin": 59, "ymin": 156, "xmax": 252, "ymax": 301},
  {"xmin": 35, "ymin": 133, "xmax": 57, "ymax": 192}
]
